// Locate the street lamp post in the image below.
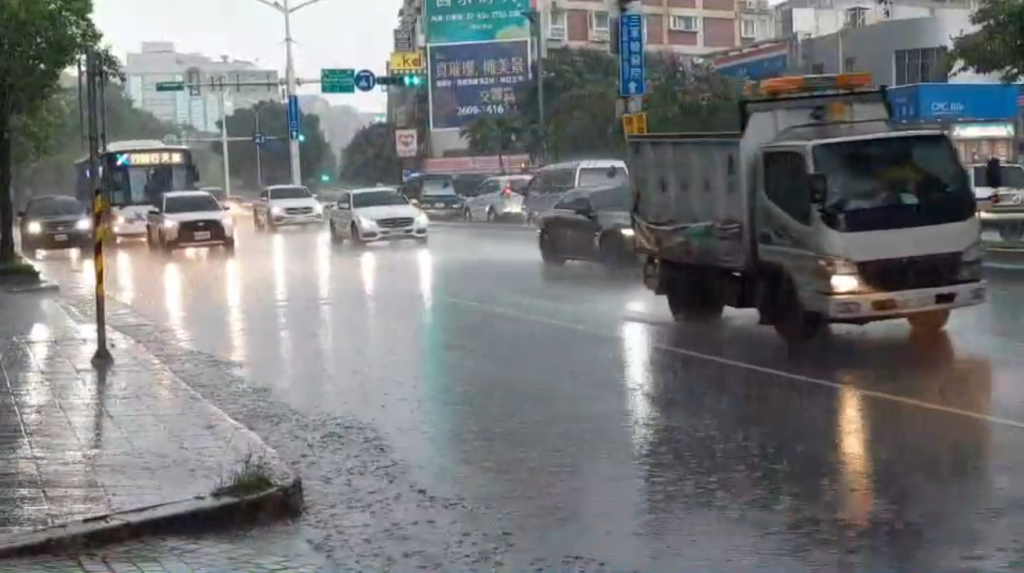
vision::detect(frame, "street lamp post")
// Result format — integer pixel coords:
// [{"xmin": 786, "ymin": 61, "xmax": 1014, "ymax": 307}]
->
[
  {"xmin": 522, "ymin": 9, "xmax": 546, "ymax": 162},
  {"xmin": 253, "ymin": 0, "xmax": 328, "ymax": 186}
]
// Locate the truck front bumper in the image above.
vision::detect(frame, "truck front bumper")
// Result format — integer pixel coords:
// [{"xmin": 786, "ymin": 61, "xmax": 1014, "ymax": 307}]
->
[{"xmin": 821, "ymin": 281, "xmax": 986, "ymax": 321}]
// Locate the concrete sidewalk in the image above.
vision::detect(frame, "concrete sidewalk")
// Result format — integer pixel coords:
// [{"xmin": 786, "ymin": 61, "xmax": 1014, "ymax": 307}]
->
[{"xmin": 0, "ymin": 290, "xmax": 284, "ymax": 536}]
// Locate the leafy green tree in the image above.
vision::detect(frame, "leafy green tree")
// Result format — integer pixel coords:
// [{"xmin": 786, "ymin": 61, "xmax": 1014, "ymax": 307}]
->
[
  {"xmin": 339, "ymin": 123, "xmax": 401, "ymax": 186},
  {"xmin": 460, "ymin": 116, "xmax": 524, "ymax": 169},
  {"xmin": 950, "ymin": 0, "xmax": 1024, "ymax": 81},
  {"xmin": 215, "ymin": 100, "xmax": 334, "ymax": 189},
  {"xmin": 0, "ymin": 0, "xmax": 106, "ymax": 262}
]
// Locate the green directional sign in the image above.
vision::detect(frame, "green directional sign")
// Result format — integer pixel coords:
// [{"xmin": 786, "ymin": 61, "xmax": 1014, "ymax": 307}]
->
[
  {"xmin": 321, "ymin": 69, "xmax": 355, "ymax": 94},
  {"xmin": 155, "ymin": 81, "xmax": 185, "ymax": 92}
]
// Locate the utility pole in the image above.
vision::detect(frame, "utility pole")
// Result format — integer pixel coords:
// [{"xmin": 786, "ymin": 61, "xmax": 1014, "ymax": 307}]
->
[
  {"xmin": 86, "ymin": 50, "xmax": 112, "ymax": 366},
  {"xmin": 523, "ymin": 9, "xmax": 547, "ymax": 163},
  {"xmin": 218, "ymin": 77, "xmax": 232, "ymax": 196},
  {"xmin": 254, "ymin": 105, "xmax": 265, "ymax": 188},
  {"xmin": 254, "ymin": 0, "xmax": 329, "ymax": 186}
]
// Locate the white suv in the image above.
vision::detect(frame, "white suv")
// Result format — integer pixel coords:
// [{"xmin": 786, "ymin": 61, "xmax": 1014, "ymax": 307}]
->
[
  {"xmin": 253, "ymin": 185, "xmax": 323, "ymax": 231},
  {"xmin": 328, "ymin": 187, "xmax": 428, "ymax": 245}
]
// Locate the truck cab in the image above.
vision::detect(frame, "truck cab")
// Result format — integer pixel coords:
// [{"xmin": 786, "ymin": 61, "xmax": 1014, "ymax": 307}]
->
[{"xmin": 629, "ymin": 73, "xmax": 985, "ymax": 343}]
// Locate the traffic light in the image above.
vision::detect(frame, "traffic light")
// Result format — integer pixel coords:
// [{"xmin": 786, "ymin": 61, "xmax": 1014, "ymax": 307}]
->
[
  {"xmin": 378, "ymin": 74, "xmax": 424, "ymax": 87},
  {"xmin": 320, "ymin": 173, "xmax": 330, "ymax": 182}
]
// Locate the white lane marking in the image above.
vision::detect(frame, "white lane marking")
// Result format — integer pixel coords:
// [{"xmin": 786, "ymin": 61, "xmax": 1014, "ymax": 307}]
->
[{"xmin": 444, "ymin": 295, "xmax": 1024, "ymax": 430}]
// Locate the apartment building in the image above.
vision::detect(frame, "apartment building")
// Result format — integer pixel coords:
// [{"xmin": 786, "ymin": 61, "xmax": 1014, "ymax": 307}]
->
[
  {"xmin": 774, "ymin": 0, "xmax": 974, "ymax": 39},
  {"xmin": 124, "ymin": 42, "xmax": 279, "ymax": 133},
  {"xmin": 536, "ymin": 0, "xmax": 775, "ymax": 56}
]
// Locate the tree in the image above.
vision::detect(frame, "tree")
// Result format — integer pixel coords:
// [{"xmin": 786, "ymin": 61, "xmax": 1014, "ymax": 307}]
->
[
  {"xmin": 460, "ymin": 115, "xmax": 524, "ymax": 169},
  {"xmin": 215, "ymin": 100, "xmax": 334, "ymax": 190},
  {"xmin": 0, "ymin": 0, "xmax": 106, "ymax": 262},
  {"xmin": 950, "ymin": 0, "xmax": 1024, "ymax": 81},
  {"xmin": 339, "ymin": 123, "xmax": 401, "ymax": 186}
]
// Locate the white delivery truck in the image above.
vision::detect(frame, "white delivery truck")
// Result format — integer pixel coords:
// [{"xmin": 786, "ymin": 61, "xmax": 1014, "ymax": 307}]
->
[{"xmin": 628, "ymin": 73, "xmax": 986, "ymax": 343}]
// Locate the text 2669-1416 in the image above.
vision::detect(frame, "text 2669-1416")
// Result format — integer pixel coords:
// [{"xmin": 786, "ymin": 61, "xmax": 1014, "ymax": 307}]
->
[{"xmin": 456, "ymin": 104, "xmax": 507, "ymax": 116}]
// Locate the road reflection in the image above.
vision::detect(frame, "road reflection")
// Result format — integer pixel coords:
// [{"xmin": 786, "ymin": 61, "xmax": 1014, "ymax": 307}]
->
[
  {"xmin": 162, "ymin": 261, "xmax": 184, "ymax": 340},
  {"xmin": 225, "ymin": 258, "xmax": 245, "ymax": 363},
  {"xmin": 115, "ymin": 250, "xmax": 134, "ymax": 305},
  {"xmin": 272, "ymin": 233, "xmax": 291, "ymax": 371},
  {"xmin": 620, "ymin": 321, "xmax": 656, "ymax": 454}
]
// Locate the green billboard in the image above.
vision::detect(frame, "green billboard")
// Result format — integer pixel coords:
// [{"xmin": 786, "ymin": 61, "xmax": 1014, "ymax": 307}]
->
[{"xmin": 424, "ymin": 0, "xmax": 531, "ymax": 44}]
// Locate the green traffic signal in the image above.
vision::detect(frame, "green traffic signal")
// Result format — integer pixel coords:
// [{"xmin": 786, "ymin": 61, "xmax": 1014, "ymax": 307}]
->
[
  {"xmin": 320, "ymin": 174, "xmax": 330, "ymax": 182},
  {"xmin": 402, "ymin": 75, "xmax": 423, "ymax": 87}
]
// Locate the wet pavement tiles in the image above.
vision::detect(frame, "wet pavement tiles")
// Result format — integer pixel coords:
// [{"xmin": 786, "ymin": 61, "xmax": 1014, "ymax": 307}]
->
[
  {"xmin": 0, "ymin": 294, "xmax": 273, "ymax": 534},
  {"xmin": 0, "ymin": 530, "xmax": 330, "ymax": 572}
]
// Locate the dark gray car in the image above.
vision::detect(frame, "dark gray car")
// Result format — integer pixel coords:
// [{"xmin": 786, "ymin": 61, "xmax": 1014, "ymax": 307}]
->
[{"xmin": 19, "ymin": 196, "xmax": 92, "ymax": 253}]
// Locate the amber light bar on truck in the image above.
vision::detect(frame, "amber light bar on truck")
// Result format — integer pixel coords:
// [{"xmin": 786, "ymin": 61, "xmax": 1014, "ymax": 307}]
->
[{"xmin": 749, "ymin": 73, "xmax": 873, "ymax": 97}]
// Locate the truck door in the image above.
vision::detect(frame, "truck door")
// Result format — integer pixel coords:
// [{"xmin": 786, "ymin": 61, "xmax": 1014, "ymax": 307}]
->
[{"xmin": 759, "ymin": 149, "xmax": 816, "ymax": 276}]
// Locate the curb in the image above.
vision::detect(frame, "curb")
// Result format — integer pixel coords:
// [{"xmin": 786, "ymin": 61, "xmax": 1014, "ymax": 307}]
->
[{"xmin": 0, "ymin": 477, "xmax": 304, "ymax": 559}]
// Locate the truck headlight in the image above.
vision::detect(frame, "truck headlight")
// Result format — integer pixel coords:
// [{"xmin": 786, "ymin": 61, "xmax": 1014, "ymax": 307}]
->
[
  {"xmin": 75, "ymin": 218, "xmax": 91, "ymax": 230},
  {"xmin": 620, "ymin": 228, "xmax": 634, "ymax": 237},
  {"xmin": 819, "ymin": 256, "xmax": 861, "ymax": 294},
  {"xmin": 26, "ymin": 221, "xmax": 42, "ymax": 234}
]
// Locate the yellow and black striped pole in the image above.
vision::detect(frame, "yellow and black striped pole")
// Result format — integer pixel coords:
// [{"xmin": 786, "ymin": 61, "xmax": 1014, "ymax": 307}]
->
[{"xmin": 91, "ymin": 188, "xmax": 112, "ymax": 364}]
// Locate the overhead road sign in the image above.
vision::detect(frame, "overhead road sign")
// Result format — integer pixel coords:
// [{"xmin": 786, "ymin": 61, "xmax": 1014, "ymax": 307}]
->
[
  {"xmin": 155, "ymin": 81, "xmax": 184, "ymax": 92},
  {"xmin": 618, "ymin": 13, "xmax": 645, "ymax": 97},
  {"xmin": 321, "ymin": 69, "xmax": 355, "ymax": 93}
]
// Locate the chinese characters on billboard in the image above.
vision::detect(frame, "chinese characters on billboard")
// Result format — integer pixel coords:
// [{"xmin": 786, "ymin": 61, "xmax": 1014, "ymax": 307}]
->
[
  {"xmin": 424, "ymin": 0, "xmax": 530, "ymax": 44},
  {"xmin": 428, "ymin": 40, "xmax": 530, "ymax": 130}
]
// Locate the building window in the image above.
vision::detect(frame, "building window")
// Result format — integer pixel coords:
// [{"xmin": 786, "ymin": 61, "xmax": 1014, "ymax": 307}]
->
[
  {"xmin": 548, "ymin": 10, "xmax": 566, "ymax": 39},
  {"xmin": 894, "ymin": 47, "xmax": 949, "ymax": 85},
  {"xmin": 741, "ymin": 18, "xmax": 756, "ymax": 38},
  {"xmin": 670, "ymin": 15, "xmax": 699, "ymax": 32},
  {"xmin": 591, "ymin": 11, "xmax": 610, "ymax": 31},
  {"xmin": 844, "ymin": 6, "xmax": 866, "ymax": 28}
]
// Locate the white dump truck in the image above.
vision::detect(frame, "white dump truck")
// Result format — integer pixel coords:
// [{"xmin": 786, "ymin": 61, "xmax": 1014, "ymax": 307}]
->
[{"xmin": 628, "ymin": 73, "xmax": 986, "ymax": 342}]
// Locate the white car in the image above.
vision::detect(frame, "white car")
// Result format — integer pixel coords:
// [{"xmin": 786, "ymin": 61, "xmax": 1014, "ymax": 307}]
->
[
  {"xmin": 328, "ymin": 187, "xmax": 428, "ymax": 245},
  {"xmin": 253, "ymin": 184, "xmax": 324, "ymax": 231},
  {"xmin": 146, "ymin": 190, "xmax": 235, "ymax": 252}
]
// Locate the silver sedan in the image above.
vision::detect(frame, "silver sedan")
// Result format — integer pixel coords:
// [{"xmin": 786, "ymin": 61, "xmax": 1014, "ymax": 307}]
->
[{"xmin": 462, "ymin": 175, "xmax": 532, "ymax": 222}]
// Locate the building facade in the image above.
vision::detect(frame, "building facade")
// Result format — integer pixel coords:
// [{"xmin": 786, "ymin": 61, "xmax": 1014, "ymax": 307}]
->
[{"xmin": 123, "ymin": 42, "xmax": 280, "ymax": 133}]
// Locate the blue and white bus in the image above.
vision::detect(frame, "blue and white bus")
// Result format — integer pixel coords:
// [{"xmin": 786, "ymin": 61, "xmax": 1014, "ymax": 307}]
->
[{"xmin": 75, "ymin": 139, "xmax": 201, "ymax": 239}]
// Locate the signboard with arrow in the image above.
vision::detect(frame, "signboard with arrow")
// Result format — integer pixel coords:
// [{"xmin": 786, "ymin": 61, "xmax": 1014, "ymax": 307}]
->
[{"xmin": 618, "ymin": 13, "xmax": 645, "ymax": 97}]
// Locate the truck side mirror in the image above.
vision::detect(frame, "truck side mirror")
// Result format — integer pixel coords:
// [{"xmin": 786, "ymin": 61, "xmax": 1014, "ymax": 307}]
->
[{"xmin": 808, "ymin": 173, "xmax": 828, "ymax": 204}]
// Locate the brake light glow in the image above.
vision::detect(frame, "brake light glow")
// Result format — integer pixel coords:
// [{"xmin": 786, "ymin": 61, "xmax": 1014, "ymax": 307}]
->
[
  {"xmin": 502, "ymin": 186, "xmax": 512, "ymax": 196},
  {"xmin": 992, "ymin": 194, "xmax": 1001, "ymax": 204}
]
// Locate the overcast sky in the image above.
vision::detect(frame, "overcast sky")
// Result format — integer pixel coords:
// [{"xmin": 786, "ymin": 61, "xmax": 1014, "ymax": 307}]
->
[{"xmin": 93, "ymin": 0, "xmax": 401, "ymax": 112}]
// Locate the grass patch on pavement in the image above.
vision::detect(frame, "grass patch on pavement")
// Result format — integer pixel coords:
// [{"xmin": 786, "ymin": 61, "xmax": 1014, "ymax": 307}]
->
[
  {"xmin": 0, "ymin": 255, "xmax": 40, "ymax": 282},
  {"xmin": 213, "ymin": 452, "xmax": 276, "ymax": 498}
]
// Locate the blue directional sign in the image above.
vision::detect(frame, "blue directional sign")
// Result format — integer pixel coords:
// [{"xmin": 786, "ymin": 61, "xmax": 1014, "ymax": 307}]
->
[
  {"xmin": 402, "ymin": 169, "xmax": 417, "ymax": 182},
  {"xmin": 354, "ymin": 70, "xmax": 376, "ymax": 92},
  {"xmin": 618, "ymin": 13, "xmax": 646, "ymax": 97},
  {"xmin": 253, "ymin": 132, "xmax": 267, "ymax": 146},
  {"xmin": 287, "ymin": 95, "xmax": 300, "ymax": 140}
]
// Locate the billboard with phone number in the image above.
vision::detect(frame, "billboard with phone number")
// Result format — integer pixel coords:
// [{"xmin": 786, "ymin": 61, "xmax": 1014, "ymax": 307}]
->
[{"xmin": 428, "ymin": 40, "xmax": 530, "ymax": 130}]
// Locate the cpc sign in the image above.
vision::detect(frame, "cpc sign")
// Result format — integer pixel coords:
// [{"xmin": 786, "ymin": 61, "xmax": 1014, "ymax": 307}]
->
[{"xmin": 930, "ymin": 101, "xmax": 966, "ymax": 114}]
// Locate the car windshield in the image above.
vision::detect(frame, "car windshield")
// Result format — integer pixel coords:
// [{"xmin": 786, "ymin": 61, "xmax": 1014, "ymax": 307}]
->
[
  {"xmin": 353, "ymin": 190, "xmax": 408, "ymax": 208},
  {"xmin": 27, "ymin": 197, "xmax": 85, "ymax": 217},
  {"xmin": 270, "ymin": 186, "xmax": 312, "ymax": 199},
  {"xmin": 578, "ymin": 167, "xmax": 628, "ymax": 187},
  {"xmin": 422, "ymin": 179, "xmax": 457, "ymax": 196},
  {"xmin": 164, "ymin": 194, "xmax": 221, "ymax": 213},
  {"xmin": 814, "ymin": 135, "xmax": 972, "ymax": 212},
  {"xmin": 973, "ymin": 165, "xmax": 1024, "ymax": 188}
]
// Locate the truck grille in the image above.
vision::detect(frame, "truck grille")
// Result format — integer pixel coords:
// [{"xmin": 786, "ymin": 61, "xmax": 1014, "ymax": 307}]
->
[
  {"xmin": 285, "ymin": 207, "xmax": 313, "ymax": 215},
  {"xmin": 178, "ymin": 220, "xmax": 224, "ymax": 242},
  {"xmin": 857, "ymin": 253, "xmax": 962, "ymax": 292},
  {"xmin": 376, "ymin": 217, "xmax": 413, "ymax": 228}
]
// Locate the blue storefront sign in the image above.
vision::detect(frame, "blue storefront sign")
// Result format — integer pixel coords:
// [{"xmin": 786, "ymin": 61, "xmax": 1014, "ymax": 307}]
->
[
  {"xmin": 888, "ymin": 83, "xmax": 1019, "ymax": 122},
  {"xmin": 428, "ymin": 40, "xmax": 530, "ymax": 130},
  {"xmin": 714, "ymin": 53, "xmax": 787, "ymax": 81}
]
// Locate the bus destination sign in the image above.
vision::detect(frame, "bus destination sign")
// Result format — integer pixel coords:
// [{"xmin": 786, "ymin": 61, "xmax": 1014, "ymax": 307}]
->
[{"xmin": 115, "ymin": 151, "xmax": 185, "ymax": 166}]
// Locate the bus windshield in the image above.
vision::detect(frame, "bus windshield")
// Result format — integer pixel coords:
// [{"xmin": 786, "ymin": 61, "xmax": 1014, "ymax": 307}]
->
[{"xmin": 109, "ymin": 165, "xmax": 192, "ymax": 206}]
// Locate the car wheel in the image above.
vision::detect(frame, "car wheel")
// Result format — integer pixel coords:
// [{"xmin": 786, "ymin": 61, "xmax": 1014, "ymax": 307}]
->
[
  {"xmin": 462, "ymin": 207, "xmax": 472, "ymax": 221},
  {"xmin": 486, "ymin": 208, "xmax": 497, "ymax": 222},
  {"xmin": 350, "ymin": 223, "xmax": 364, "ymax": 246},
  {"xmin": 539, "ymin": 230, "xmax": 563, "ymax": 266}
]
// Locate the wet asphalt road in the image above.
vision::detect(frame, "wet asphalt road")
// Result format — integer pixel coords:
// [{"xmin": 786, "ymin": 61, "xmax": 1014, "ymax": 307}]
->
[{"xmin": 28, "ymin": 220, "xmax": 1024, "ymax": 572}]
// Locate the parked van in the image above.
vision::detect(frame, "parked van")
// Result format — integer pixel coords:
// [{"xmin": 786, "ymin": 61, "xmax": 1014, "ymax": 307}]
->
[{"xmin": 522, "ymin": 159, "xmax": 628, "ymax": 224}]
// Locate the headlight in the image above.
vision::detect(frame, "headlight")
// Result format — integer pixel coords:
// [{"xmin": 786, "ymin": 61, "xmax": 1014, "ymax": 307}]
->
[
  {"xmin": 829, "ymin": 274, "xmax": 861, "ymax": 294},
  {"xmin": 115, "ymin": 215, "xmax": 125, "ymax": 224},
  {"xmin": 271, "ymin": 206, "xmax": 283, "ymax": 215},
  {"xmin": 26, "ymin": 221, "xmax": 42, "ymax": 234},
  {"xmin": 357, "ymin": 216, "xmax": 376, "ymax": 228},
  {"xmin": 415, "ymin": 213, "xmax": 429, "ymax": 226},
  {"xmin": 75, "ymin": 218, "xmax": 91, "ymax": 230},
  {"xmin": 620, "ymin": 228, "xmax": 634, "ymax": 236},
  {"xmin": 962, "ymin": 242, "xmax": 981, "ymax": 262},
  {"xmin": 313, "ymin": 203, "xmax": 323, "ymax": 213},
  {"xmin": 222, "ymin": 214, "xmax": 234, "ymax": 225},
  {"xmin": 163, "ymin": 219, "xmax": 178, "ymax": 229}
]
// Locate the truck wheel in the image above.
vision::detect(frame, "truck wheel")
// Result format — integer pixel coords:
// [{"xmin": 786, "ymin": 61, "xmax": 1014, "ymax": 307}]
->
[
  {"xmin": 907, "ymin": 309, "xmax": 950, "ymax": 334},
  {"xmin": 771, "ymin": 276, "xmax": 825, "ymax": 343},
  {"xmin": 666, "ymin": 267, "xmax": 724, "ymax": 321}
]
